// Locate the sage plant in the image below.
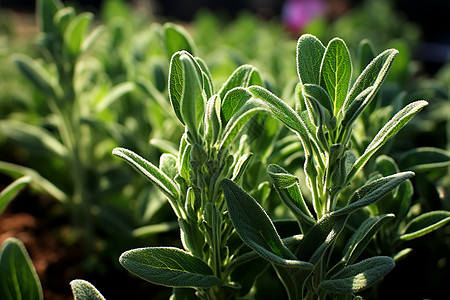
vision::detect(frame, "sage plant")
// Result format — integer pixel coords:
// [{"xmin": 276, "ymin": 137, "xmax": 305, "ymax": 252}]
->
[
  {"xmin": 221, "ymin": 34, "xmax": 449, "ymax": 299},
  {"xmin": 113, "ymin": 50, "xmax": 268, "ymax": 299}
]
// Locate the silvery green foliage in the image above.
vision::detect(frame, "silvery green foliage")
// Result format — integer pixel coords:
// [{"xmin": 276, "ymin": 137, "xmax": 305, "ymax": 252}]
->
[
  {"xmin": 222, "ymin": 34, "xmax": 449, "ymax": 299},
  {"xmin": 113, "ymin": 47, "xmax": 268, "ymax": 298}
]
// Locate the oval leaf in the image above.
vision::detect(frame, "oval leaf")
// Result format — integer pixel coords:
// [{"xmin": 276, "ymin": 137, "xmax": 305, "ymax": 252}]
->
[
  {"xmin": 163, "ymin": 23, "xmax": 196, "ymax": 59},
  {"xmin": 347, "ymin": 100, "xmax": 428, "ymax": 183},
  {"xmin": 70, "ymin": 280, "xmax": 106, "ymax": 300},
  {"xmin": 119, "ymin": 247, "xmax": 220, "ymax": 288},
  {"xmin": 0, "ymin": 238, "xmax": 43, "ymax": 300},
  {"xmin": 336, "ymin": 172, "xmax": 414, "ymax": 217},
  {"xmin": 320, "ymin": 38, "xmax": 352, "ymax": 113},
  {"xmin": 112, "ymin": 147, "xmax": 179, "ymax": 201},
  {"xmin": 319, "ymin": 256, "xmax": 395, "ymax": 294},
  {"xmin": 400, "ymin": 210, "xmax": 450, "ymax": 241},
  {"xmin": 221, "ymin": 179, "xmax": 298, "ymax": 264},
  {"xmin": 296, "ymin": 34, "xmax": 326, "ymax": 85}
]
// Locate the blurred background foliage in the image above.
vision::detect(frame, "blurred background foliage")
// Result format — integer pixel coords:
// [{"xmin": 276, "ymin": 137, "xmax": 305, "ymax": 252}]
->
[{"xmin": 1, "ymin": 0, "xmax": 449, "ymax": 299}]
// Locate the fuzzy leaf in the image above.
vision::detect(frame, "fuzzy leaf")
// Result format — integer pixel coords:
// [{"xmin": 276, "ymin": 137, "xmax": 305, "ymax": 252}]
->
[
  {"xmin": 221, "ymin": 179, "xmax": 298, "ymax": 264},
  {"xmin": 70, "ymin": 280, "xmax": 106, "ymax": 300},
  {"xmin": 119, "ymin": 247, "xmax": 220, "ymax": 288},
  {"xmin": 296, "ymin": 34, "xmax": 326, "ymax": 85},
  {"xmin": 319, "ymin": 256, "xmax": 395, "ymax": 294},
  {"xmin": 302, "ymin": 84, "xmax": 333, "ymax": 128},
  {"xmin": 400, "ymin": 211, "xmax": 450, "ymax": 241},
  {"xmin": 399, "ymin": 147, "xmax": 450, "ymax": 172},
  {"xmin": 218, "ymin": 65, "xmax": 262, "ymax": 101},
  {"xmin": 0, "ymin": 238, "xmax": 43, "ymax": 300},
  {"xmin": 219, "ymin": 99, "xmax": 267, "ymax": 151},
  {"xmin": 179, "ymin": 52, "xmax": 205, "ymax": 142},
  {"xmin": 204, "ymin": 95, "xmax": 222, "ymax": 145},
  {"xmin": 160, "ymin": 153, "xmax": 178, "ymax": 180},
  {"xmin": 163, "ymin": 23, "xmax": 196, "ymax": 59},
  {"xmin": 336, "ymin": 172, "xmax": 414, "ymax": 217},
  {"xmin": 249, "ymin": 86, "xmax": 311, "ymax": 143},
  {"xmin": 347, "ymin": 101, "xmax": 427, "ymax": 183},
  {"xmin": 112, "ymin": 147, "xmax": 179, "ymax": 201},
  {"xmin": 343, "ymin": 49, "xmax": 398, "ymax": 114},
  {"xmin": 267, "ymin": 164, "xmax": 315, "ymax": 232},
  {"xmin": 342, "ymin": 214, "xmax": 395, "ymax": 266},
  {"xmin": 231, "ymin": 153, "xmax": 253, "ymax": 182},
  {"xmin": 168, "ymin": 52, "xmax": 185, "ymax": 124},
  {"xmin": 0, "ymin": 176, "xmax": 31, "ymax": 215},
  {"xmin": 296, "ymin": 214, "xmax": 347, "ymax": 264},
  {"xmin": 195, "ymin": 57, "xmax": 214, "ymax": 98},
  {"xmin": 321, "ymin": 38, "xmax": 352, "ymax": 113},
  {"xmin": 221, "ymin": 87, "xmax": 253, "ymax": 123}
]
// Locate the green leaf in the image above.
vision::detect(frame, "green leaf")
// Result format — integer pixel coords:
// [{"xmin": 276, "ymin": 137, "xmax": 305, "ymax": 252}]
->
[
  {"xmin": 0, "ymin": 176, "xmax": 31, "ymax": 215},
  {"xmin": 178, "ymin": 138, "xmax": 192, "ymax": 182},
  {"xmin": 119, "ymin": 247, "xmax": 221, "ymax": 288},
  {"xmin": 0, "ymin": 161, "xmax": 68, "ymax": 203},
  {"xmin": 95, "ymin": 82, "xmax": 135, "ymax": 112},
  {"xmin": 195, "ymin": 57, "xmax": 214, "ymax": 100},
  {"xmin": 169, "ymin": 52, "xmax": 186, "ymax": 124},
  {"xmin": 249, "ymin": 86, "xmax": 311, "ymax": 143},
  {"xmin": 302, "ymin": 84, "xmax": 333, "ymax": 115},
  {"xmin": 112, "ymin": 147, "xmax": 179, "ymax": 202},
  {"xmin": 13, "ymin": 54, "xmax": 59, "ymax": 97},
  {"xmin": 204, "ymin": 95, "xmax": 222, "ymax": 145},
  {"xmin": 163, "ymin": 23, "xmax": 196, "ymax": 59},
  {"xmin": 320, "ymin": 38, "xmax": 352, "ymax": 113},
  {"xmin": 70, "ymin": 280, "xmax": 106, "ymax": 300},
  {"xmin": 37, "ymin": 0, "xmax": 63, "ymax": 33},
  {"xmin": 219, "ymin": 99, "xmax": 267, "ymax": 151},
  {"xmin": 336, "ymin": 172, "xmax": 414, "ymax": 217},
  {"xmin": 339, "ymin": 49, "xmax": 398, "ymax": 136},
  {"xmin": 64, "ymin": 12, "xmax": 93, "ymax": 56},
  {"xmin": 296, "ymin": 34, "xmax": 326, "ymax": 85},
  {"xmin": 302, "ymin": 84, "xmax": 333, "ymax": 128},
  {"xmin": 343, "ymin": 48, "xmax": 398, "ymax": 112},
  {"xmin": 221, "ymin": 179, "xmax": 298, "ymax": 264},
  {"xmin": 267, "ymin": 164, "xmax": 315, "ymax": 232},
  {"xmin": 342, "ymin": 214, "xmax": 395, "ymax": 266},
  {"xmin": 231, "ymin": 153, "xmax": 253, "ymax": 182},
  {"xmin": 179, "ymin": 52, "xmax": 205, "ymax": 142},
  {"xmin": 160, "ymin": 153, "xmax": 178, "ymax": 180},
  {"xmin": 347, "ymin": 101, "xmax": 428, "ymax": 183},
  {"xmin": 221, "ymin": 87, "xmax": 253, "ymax": 123},
  {"xmin": 218, "ymin": 65, "xmax": 262, "ymax": 101},
  {"xmin": 0, "ymin": 119, "xmax": 67, "ymax": 158},
  {"xmin": 296, "ymin": 214, "xmax": 347, "ymax": 264},
  {"xmin": 0, "ymin": 238, "xmax": 43, "ymax": 300},
  {"xmin": 399, "ymin": 147, "xmax": 450, "ymax": 172},
  {"xmin": 319, "ymin": 256, "xmax": 395, "ymax": 294},
  {"xmin": 400, "ymin": 211, "xmax": 450, "ymax": 241}
]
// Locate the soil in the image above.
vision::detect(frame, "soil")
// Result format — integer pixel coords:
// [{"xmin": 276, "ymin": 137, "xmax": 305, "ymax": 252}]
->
[{"xmin": 0, "ymin": 185, "xmax": 171, "ymax": 300}]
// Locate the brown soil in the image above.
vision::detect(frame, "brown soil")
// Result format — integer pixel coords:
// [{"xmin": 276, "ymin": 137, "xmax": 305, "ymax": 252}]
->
[{"xmin": 0, "ymin": 199, "xmax": 83, "ymax": 300}]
